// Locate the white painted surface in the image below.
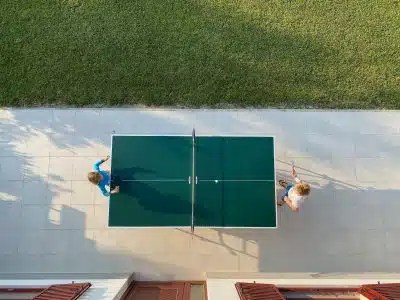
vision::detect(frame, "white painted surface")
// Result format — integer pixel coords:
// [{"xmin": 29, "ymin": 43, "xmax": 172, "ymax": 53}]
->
[
  {"xmin": 1, "ymin": 109, "xmax": 400, "ymax": 278},
  {"xmin": 0, "ymin": 277, "xmax": 130, "ymax": 300},
  {"xmin": 207, "ymin": 275, "xmax": 400, "ymax": 300}
]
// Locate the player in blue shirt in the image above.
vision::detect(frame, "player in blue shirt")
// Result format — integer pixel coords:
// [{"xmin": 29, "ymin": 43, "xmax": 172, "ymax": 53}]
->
[{"xmin": 88, "ymin": 156, "xmax": 120, "ymax": 196}]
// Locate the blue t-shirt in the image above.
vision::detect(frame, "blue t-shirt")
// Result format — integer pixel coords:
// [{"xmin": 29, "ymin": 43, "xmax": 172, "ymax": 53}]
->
[{"xmin": 94, "ymin": 160, "xmax": 111, "ymax": 196}]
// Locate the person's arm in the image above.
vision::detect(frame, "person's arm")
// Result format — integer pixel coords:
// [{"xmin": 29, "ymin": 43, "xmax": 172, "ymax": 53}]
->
[
  {"xmin": 94, "ymin": 155, "xmax": 110, "ymax": 171},
  {"xmin": 292, "ymin": 166, "xmax": 302, "ymax": 183},
  {"xmin": 99, "ymin": 184, "xmax": 110, "ymax": 197},
  {"xmin": 283, "ymin": 196, "xmax": 299, "ymax": 212}
]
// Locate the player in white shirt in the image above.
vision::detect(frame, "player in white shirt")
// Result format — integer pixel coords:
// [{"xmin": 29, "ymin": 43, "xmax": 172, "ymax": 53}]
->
[{"xmin": 277, "ymin": 166, "xmax": 310, "ymax": 212}]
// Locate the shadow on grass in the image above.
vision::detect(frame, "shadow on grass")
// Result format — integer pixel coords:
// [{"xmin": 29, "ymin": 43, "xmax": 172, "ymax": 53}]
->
[{"xmin": 2, "ymin": 0, "xmax": 338, "ymax": 107}]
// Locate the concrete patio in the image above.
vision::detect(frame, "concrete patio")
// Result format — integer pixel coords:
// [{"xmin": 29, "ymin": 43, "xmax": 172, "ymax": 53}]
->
[{"xmin": 0, "ymin": 109, "xmax": 399, "ymax": 280}]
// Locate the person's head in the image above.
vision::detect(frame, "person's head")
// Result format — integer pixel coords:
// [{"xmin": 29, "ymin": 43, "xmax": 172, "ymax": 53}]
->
[
  {"xmin": 294, "ymin": 182, "xmax": 311, "ymax": 196},
  {"xmin": 88, "ymin": 171, "xmax": 102, "ymax": 185}
]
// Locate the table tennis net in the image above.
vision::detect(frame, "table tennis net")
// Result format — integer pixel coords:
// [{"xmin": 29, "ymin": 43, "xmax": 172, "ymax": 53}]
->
[{"xmin": 191, "ymin": 129, "xmax": 196, "ymax": 234}]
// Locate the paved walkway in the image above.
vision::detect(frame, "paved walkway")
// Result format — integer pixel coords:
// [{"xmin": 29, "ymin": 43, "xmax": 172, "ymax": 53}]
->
[{"xmin": 0, "ymin": 109, "xmax": 399, "ymax": 279}]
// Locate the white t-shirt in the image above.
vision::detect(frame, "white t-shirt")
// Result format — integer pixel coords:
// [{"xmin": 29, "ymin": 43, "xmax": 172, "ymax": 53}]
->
[{"xmin": 288, "ymin": 177, "xmax": 308, "ymax": 208}]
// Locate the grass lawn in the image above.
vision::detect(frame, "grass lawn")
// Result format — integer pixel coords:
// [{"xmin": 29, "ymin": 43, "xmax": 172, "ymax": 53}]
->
[{"xmin": 1, "ymin": 0, "xmax": 399, "ymax": 108}]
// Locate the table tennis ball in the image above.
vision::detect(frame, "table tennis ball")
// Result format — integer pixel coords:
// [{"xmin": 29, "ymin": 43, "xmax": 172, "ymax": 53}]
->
[{"xmin": 215, "ymin": 180, "xmax": 218, "ymax": 183}]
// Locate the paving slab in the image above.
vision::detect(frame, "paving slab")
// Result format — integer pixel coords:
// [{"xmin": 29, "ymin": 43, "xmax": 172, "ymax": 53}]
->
[
  {"xmin": 47, "ymin": 180, "xmax": 72, "ymax": 205},
  {"xmin": 0, "ymin": 157, "xmax": 24, "ymax": 181},
  {"xmin": 1, "ymin": 108, "xmax": 400, "ymax": 277},
  {"xmin": 22, "ymin": 181, "xmax": 49, "ymax": 205}
]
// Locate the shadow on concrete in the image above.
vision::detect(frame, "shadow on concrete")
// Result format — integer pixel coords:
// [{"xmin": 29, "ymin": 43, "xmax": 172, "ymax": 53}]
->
[
  {"xmin": 214, "ymin": 160, "xmax": 400, "ymax": 273},
  {"xmin": 0, "ymin": 198, "xmax": 193, "ymax": 281},
  {"xmin": 2, "ymin": 109, "xmax": 400, "ymax": 277},
  {"xmin": 0, "ymin": 109, "xmax": 194, "ymax": 281},
  {"xmin": 164, "ymin": 111, "xmax": 400, "ymax": 273}
]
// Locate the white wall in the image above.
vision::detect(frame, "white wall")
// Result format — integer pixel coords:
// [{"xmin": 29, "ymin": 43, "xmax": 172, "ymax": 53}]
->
[
  {"xmin": 0, "ymin": 275, "xmax": 133, "ymax": 300},
  {"xmin": 206, "ymin": 273, "xmax": 400, "ymax": 300}
]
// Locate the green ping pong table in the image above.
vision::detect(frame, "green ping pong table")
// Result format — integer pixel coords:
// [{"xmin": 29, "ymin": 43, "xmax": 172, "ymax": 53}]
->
[{"xmin": 108, "ymin": 131, "xmax": 277, "ymax": 229}]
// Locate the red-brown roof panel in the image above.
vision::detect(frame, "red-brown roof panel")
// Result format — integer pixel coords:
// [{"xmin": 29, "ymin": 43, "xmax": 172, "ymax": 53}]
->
[
  {"xmin": 122, "ymin": 282, "xmax": 185, "ymax": 300},
  {"xmin": 360, "ymin": 283, "xmax": 400, "ymax": 300},
  {"xmin": 236, "ymin": 282, "xmax": 285, "ymax": 300},
  {"xmin": 33, "ymin": 282, "xmax": 91, "ymax": 300}
]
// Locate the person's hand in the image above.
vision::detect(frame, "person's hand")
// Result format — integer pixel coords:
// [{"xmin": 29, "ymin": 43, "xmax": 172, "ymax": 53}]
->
[
  {"xmin": 104, "ymin": 155, "xmax": 110, "ymax": 162},
  {"xmin": 110, "ymin": 186, "xmax": 120, "ymax": 194}
]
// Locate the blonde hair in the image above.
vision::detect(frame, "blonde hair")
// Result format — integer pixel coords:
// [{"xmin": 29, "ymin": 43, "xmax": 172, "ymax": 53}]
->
[
  {"xmin": 88, "ymin": 171, "xmax": 102, "ymax": 185},
  {"xmin": 294, "ymin": 182, "xmax": 311, "ymax": 196}
]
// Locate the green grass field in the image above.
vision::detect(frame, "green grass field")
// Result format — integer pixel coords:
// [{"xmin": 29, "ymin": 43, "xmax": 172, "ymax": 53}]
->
[{"xmin": 1, "ymin": 0, "xmax": 399, "ymax": 108}]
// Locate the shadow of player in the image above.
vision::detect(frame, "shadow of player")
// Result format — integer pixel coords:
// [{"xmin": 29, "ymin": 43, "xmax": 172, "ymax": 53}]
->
[
  {"xmin": 111, "ymin": 168, "xmax": 209, "ymax": 218},
  {"xmin": 112, "ymin": 166, "xmax": 154, "ymax": 181}
]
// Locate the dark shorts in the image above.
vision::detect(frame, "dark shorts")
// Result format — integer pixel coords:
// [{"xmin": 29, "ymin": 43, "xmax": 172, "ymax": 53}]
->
[{"xmin": 281, "ymin": 184, "xmax": 293, "ymax": 201}]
